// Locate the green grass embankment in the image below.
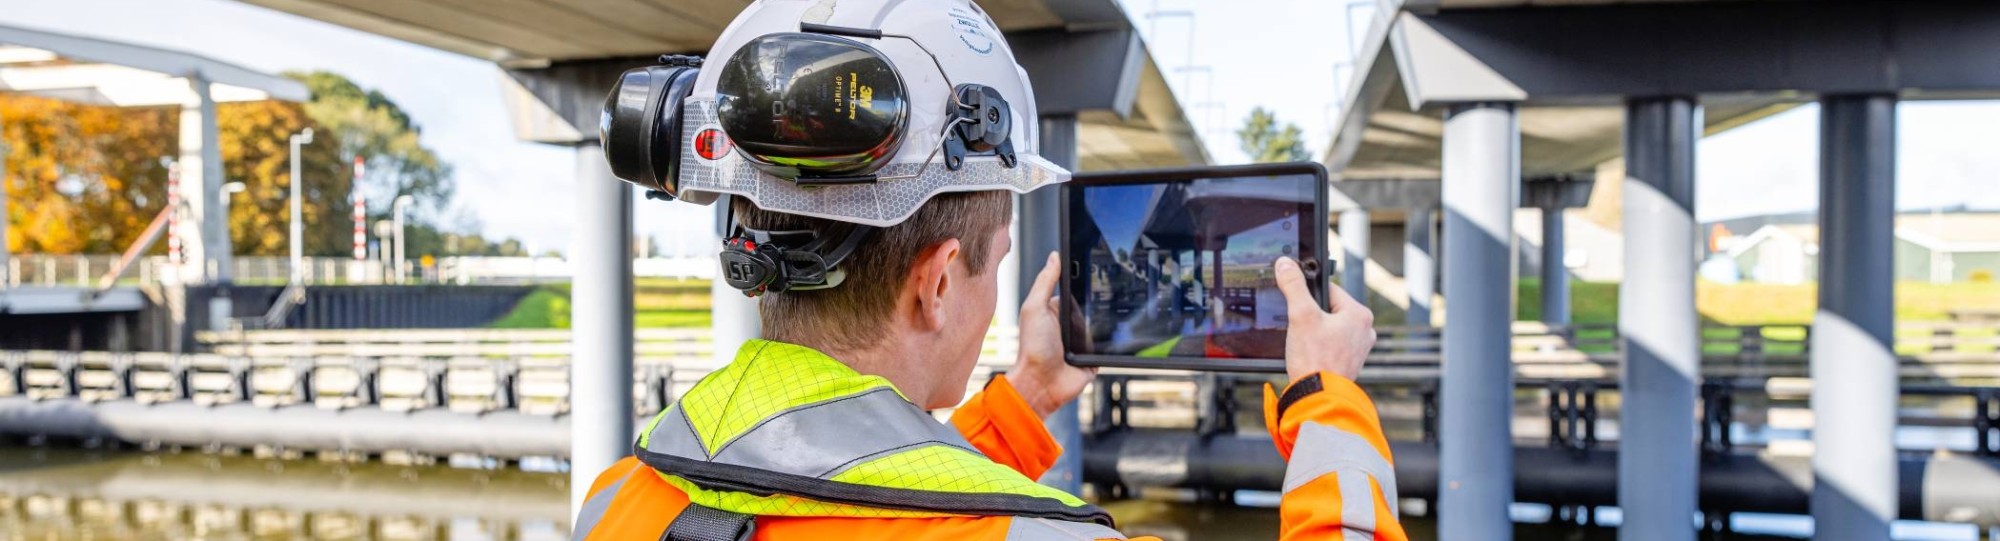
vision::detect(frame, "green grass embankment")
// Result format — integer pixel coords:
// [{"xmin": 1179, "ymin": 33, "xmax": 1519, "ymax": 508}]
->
[
  {"xmin": 492, "ymin": 278, "xmax": 712, "ymax": 329},
  {"xmin": 492, "ymin": 277, "xmax": 2000, "ymax": 331}
]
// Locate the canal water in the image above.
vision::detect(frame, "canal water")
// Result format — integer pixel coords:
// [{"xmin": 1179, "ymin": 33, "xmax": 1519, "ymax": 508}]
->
[
  {"xmin": 0, "ymin": 446, "xmax": 1645, "ymax": 541},
  {"xmin": 4, "ymin": 389, "xmax": 1993, "ymax": 540},
  {"xmin": 3, "ymin": 449, "xmax": 1988, "ymax": 540}
]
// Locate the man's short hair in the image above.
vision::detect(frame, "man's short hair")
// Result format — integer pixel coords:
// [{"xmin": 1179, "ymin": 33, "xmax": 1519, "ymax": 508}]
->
[{"xmin": 732, "ymin": 191, "xmax": 1013, "ymax": 350}]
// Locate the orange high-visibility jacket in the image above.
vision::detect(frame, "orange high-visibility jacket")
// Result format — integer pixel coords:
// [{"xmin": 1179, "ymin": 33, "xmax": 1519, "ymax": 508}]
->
[{"xmin": 573, "ymin": 340, "xmax": 1404, "ymax": 540}]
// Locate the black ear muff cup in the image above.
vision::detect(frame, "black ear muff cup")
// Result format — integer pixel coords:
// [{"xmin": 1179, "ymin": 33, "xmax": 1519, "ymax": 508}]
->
[{"xmin": 602, "ymin": 63, "xmax": 701, "ymax": 197}]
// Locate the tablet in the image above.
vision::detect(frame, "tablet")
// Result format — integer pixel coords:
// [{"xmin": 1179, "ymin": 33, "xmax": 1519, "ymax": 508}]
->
[{"xmin": 1059, "ymin": 162, "xmax": 1329, "ymax": 373}]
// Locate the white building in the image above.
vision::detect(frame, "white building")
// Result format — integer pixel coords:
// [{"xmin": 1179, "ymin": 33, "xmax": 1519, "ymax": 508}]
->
[{"xmin": 1713, "ymin": 213, "xmax": 2000, "ymax": 284}]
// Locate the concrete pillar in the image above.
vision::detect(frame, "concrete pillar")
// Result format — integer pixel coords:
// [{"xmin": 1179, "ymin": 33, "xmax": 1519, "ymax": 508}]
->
[
  {"xmin": 1339, "ymin": 209, "xmax": 1371, "ymax": 304},
  {"xmin": 1027, "ymin": 114, "xmax": 1082, "ymax": 495},
  {"xmin": 1539, "ymin": 207, "xmax": 1569, "ymax": 325},
  {"xmin": 1405, "ymin": 206, "xmax": 1435, "ymax": 327},
  {"xmin": 1438, "ymin": 102, "xmax": 1518, "ymax": 539},
  {"xmin": 568, "ymin": 142, "xmax": 634, "ymax": 515},
  {"xmin": 177, "ymin": 75, "xmax": 230, "ymax": 284},
  {"xmin": 1618, "ymin": 96, "xmax": 1701, "ymax": 540},
  {"xmin": 1812, "ymin": 94, "xmax": 1898, "ymax": 541}
]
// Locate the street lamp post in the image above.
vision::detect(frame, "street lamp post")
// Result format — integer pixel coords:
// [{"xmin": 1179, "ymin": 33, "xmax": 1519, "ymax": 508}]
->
[
  {"xmin": 392, "ymin": 194, "xmax": 414, "ymax": 284},
  {"xmin": 220, "ymin": 181, "xmax": 247, "ymax": 214},
  {"xmin": 287, "ymin": 128, "xmax": 313, "ymax": 284}
]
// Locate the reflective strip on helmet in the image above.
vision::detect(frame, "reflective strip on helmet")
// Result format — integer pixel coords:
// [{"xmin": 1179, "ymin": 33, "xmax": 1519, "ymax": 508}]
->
[
  {"xmin": 1004, "ymin": 516, "xmax": 1128, "ymax": 541},
  {"xmin": 675, "ymin": 98, "xmax": 1069, "ymax": 228},
  {"xmin": 1282, "ymin": 422, "xmax": 1398, "ymax": 517},
  {"xmin": 571, "ymin": 466, "xmax": 639, "ymax": 541}
]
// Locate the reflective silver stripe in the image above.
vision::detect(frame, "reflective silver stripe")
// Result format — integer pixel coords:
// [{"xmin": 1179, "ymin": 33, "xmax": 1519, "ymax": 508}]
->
[
  {"xmin": 1338, "ymin": 469, "xmax": 1376, "ymax": 537},
  {"xmin": 571, "ymin": 466, "xmax": 639, "ymax": 541},
  {"xmin": 1283, "ymin": 422, "xmax": 1399, "ymax": 516},
  {"xmin": 1346, "ymin": 530, "xmax": 1375, "ymax": 541},
  {"xmin": 645, "ymin": 387, "xmax": 978, "ymax": 479},
  {"xmin": 645, "ymin": 405, "xmax": 709, "ymax": 459},
  {"xmin": 1004, "ymin": 517, "xmax": 1127, "ymax": 540}
]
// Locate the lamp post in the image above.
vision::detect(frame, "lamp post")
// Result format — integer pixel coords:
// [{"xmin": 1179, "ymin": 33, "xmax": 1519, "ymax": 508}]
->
[
  {"xmin": 392, "ymin": 194, "xmax": 414, "ymax": 284},
  {"xmin": 219, "ymin": 181, "xmax": 247, "ymax": 213},
  {"xmin": 287, "ymin": 128, "xmax": 313, "ymax": 284}
]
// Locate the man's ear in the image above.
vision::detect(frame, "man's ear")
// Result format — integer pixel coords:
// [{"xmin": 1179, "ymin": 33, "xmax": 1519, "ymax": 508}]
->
[{"xmin": 906, "ymin": 238, "xmax": 963, "ymax": 332}]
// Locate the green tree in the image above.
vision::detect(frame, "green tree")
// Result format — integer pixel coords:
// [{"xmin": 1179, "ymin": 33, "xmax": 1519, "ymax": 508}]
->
[
  {"xmin": 2, "ymin": 95, "xmax": 175, "ymax": 254},
  {"xmin": 217, "ymin": 99, "xmax": 349, "ymax": 256},
  {"xmin": 2, "ymin": 72, "xmax": 532, "ymax": 260},
  {"xmin": 1235, "ymin": 106, "xmax": 1310, "ymax": 163},
  {"xmin": 290, "ymin": 71, "xmax": 454, "ymax": 232}
]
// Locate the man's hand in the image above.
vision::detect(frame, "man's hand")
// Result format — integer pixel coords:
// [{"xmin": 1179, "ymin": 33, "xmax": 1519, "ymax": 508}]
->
[
  {"xmin": 1275, "ymin": 256, "xmax": 1375, "ymax": 383},
  {"xmin": 1011, "ymin": 252, "xmax": 1097, "ymax": 419}
]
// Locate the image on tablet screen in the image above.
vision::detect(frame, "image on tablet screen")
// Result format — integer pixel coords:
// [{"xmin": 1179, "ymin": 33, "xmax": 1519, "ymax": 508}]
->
[{"xmin": 1070, "ymin": 174, "xmax": 1315, "ymax": 360}]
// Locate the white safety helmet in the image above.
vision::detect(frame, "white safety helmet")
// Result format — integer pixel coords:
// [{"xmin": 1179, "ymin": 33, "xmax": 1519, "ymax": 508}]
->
[
  {"xmin": 599, "ymin": 0, "xmax": 1063, "ymax": 295},
  {"xmin": 603, "ymin": 0, "xmax": 1065, "ymax": 227}
]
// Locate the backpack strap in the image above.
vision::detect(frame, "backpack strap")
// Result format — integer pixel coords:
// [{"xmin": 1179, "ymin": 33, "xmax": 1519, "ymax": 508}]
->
[{"xmin": 661, "ymin": 503, "xmax": 756, "ymax": 541}]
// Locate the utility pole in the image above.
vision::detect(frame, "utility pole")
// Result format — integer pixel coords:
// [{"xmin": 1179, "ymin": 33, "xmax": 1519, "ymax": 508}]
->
[
  {"xmin": 352, "ymin": 156, "xmax": 366, "ymax": 283},
  {"xmin": 392, "ymin": 195, "xmax": 414, "ymax": 284},
  {"xmin": 288, "ymin": 128, "xmax": 314, "ymax": 284}
]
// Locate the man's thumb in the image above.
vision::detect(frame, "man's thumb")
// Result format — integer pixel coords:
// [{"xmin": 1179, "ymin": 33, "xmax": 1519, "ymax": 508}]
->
[{"xmin": 1273, "ymin": 257, "xmax": 1316, "ymax": 310}]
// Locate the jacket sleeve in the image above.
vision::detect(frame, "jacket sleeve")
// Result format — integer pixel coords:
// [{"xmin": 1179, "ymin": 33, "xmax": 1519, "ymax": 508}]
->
[
  {"xmin": 949, "ymin": 374, "xmax": 1062, "ymax": 480},
  {"xmin": 1263, "ymin": 372, "xmax": 1408, "ymax": 541}
]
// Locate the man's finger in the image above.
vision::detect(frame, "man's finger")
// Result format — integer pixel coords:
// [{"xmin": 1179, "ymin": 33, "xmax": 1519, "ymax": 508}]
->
[
  {"xmin": 1272, "ymin": 257, "xmax": 1319, "ymax": 314},
  {"xmin": 1325, "ymin": 279, "xmax": 1362, "ymax": 314},
  {"xmin": 1024, "ymin": 251, "xmax": 1061, "ymax": 306}
]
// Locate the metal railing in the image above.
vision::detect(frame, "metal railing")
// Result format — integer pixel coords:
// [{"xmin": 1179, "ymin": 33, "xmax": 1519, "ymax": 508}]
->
[{"xmin": 2, "ymin": 254, "xmax": 718, "ymax": 288}]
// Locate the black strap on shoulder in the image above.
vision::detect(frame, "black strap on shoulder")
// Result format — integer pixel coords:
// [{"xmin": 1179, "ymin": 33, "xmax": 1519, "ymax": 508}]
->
[
  {"xmin": 661, "ymin": 503, "xmax": 755, "ymax": 541},
  {"xmin": 634, "ymin": 442, "xmax": 1114, "ymax": 526}
]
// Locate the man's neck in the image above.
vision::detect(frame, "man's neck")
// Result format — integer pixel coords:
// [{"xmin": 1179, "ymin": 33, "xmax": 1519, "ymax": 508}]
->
[{"xmin": 800, "ymin": 335, "xmax": 934, "ymax": 404}]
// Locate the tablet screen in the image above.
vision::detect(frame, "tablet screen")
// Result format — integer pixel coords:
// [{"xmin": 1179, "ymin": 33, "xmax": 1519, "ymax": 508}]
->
[{"xmin": 1064, "ymin": 171, "xmax": 1321, "ymax": 361}]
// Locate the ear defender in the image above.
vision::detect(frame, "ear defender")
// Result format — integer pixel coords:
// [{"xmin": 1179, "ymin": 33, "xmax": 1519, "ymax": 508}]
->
[{"xmin": 601, "ymin": 55, "xmax": 703, "ymax": 199}]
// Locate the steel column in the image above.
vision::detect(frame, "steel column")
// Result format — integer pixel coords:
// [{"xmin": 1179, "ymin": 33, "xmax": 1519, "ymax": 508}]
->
[
  {"xmin": 1813, "ymin": 94, "xmax": 1898, "ymax": 541},
  {"xmin": 1028, "ymin": 114, "xmax": 1082, "ymax": 495},
  {"xmin": 568, "ymin": 142, "xmax": 634, "ymax": 515},
  {"xmin": 1439, "ymin": 102, "xmax": 1518, "ymax": 539},
  {"xmin": 1618, "ymin": 96, "xmax": 1701, "ymax": 540},
  {"xmin": 177, "ymin": 74, "xmax": 229, "ymax": 284},
  {"xmin": 1539, "ymin": 207, "xmax": 1569, "ymax": 325},
  {"xmin": 1340, "ymin": 209, "xmax": 1371, "ymax": 304},
  {"xmin": 1405, "ymin": 206, "xmax": 1436, "ymax": 327}
]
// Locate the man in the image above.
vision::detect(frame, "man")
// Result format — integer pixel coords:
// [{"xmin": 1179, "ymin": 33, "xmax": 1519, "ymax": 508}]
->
[{"xmin": 578, "ymin": 1, "xmax": 1404, "ymax": 539}]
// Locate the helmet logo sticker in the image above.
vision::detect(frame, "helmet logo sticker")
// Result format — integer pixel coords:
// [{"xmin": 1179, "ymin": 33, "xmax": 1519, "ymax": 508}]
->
[
  {"xmin": 948, "ymin": 6, "xmax": 995, "ymax": 56},
  {"xmin": 848, "ymin": 72, "xmax": 875, "ymax": 119}
]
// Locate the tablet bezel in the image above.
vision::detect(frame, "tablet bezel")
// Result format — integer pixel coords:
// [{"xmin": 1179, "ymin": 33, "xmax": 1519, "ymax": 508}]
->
[{"xmin": 1058, "ymin": 162, "xmax": 1330, "ymax": 373}]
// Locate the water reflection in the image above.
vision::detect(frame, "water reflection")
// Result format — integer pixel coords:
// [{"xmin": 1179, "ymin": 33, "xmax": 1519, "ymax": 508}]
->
[
  {"xmin": 0, "ymin": 447, "xmax": 568, "ymax": 541},
  {"xmin": 2, "ymin": 383, "xmax": 1992, "ymax": 540}
]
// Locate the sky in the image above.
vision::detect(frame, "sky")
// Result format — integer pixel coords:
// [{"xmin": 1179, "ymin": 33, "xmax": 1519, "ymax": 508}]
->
[{"xmin": 4, "ymin": 0, "xmax": 1995, "ymax": 254}]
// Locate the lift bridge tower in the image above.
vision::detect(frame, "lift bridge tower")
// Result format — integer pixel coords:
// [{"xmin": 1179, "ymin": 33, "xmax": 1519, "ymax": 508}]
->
[{"xmin": 0, "ymin": 24, "xmax": 308, "ymax": 351}]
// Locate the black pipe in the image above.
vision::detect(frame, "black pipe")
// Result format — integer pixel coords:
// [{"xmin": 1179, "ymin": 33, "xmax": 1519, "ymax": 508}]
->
[{"xmin": 1083, "ymin": 430, "xmax": 2000, "ymax": 525}]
